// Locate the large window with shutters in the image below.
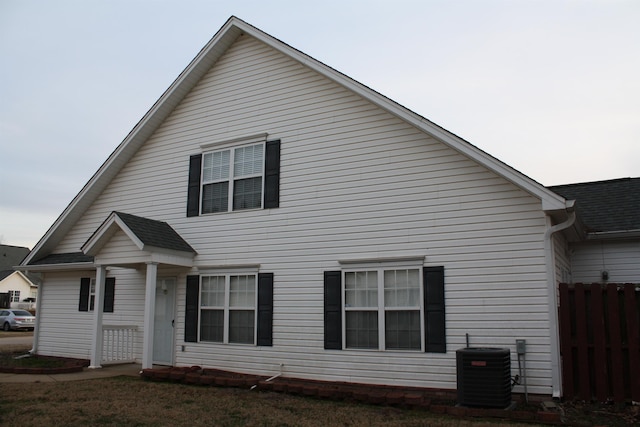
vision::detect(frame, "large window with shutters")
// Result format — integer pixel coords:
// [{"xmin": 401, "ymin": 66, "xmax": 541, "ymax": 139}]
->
[
  {"xmin": 187, "ymin": 139, "xmax": 280, "ymax": 217},
  {"xmin": 201, "ymin": 143, "xmax": 264, "ymax": 214},
  {"xmin": 200, "ymin": 274, "xmax": 257, "ymax": 344},
  {"xmin": 344, "ymin": 268, "xmax": 422, "ymax": 351},
  {"xmin": 324, "ymin": 266, "xmax": 445, "ymax": 353}
]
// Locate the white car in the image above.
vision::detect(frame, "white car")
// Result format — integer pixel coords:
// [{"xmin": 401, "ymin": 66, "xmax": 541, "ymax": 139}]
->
[{"xmin": 0, "ymin": 309, "xmax": 36, "ymax": 331}]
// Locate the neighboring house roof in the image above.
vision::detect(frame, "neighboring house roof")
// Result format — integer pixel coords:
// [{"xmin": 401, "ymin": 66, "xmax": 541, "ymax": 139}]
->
[
  {"xmin": 0, "ymin": 270, "xmax": 39, "ymax": 289},
  {"xmin": 549, "ymin": 177, "xmax": 640, "ymax": 235},
  {"xmin": 1, "ymin": 245, "xmax": 41, "ymax": 285},
  {"xmin": 1, "ymin": 244, "xmax": 30, "ymax": 270},
  {"xmin": 22, "ymin": 16, "xmax": 568, "ymax": 266},
  {"xmin": 0, "ymin": 270, "xmax": 14, "ymax": 281}
]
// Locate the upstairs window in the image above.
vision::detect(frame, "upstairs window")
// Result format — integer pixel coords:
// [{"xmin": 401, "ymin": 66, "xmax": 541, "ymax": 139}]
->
[
  {"xmin": 201, "ymin": 143, "xmax": 264, "ymax": 214},
  {"xmin": 187, "ymin": 139, "xmax": 280, "ymax": 217}
]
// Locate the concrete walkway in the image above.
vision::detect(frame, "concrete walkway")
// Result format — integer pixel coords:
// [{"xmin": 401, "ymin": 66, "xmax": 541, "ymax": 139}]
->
[{"xmin": 0, "ymin": 363, "xmax": 142, "ymax": 383}]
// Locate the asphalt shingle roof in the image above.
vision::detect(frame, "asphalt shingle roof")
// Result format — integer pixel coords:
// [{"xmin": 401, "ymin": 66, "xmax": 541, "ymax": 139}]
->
[
  {"xmin": 28, "ymin": 212, "xmax": 195, "ymax": 266},
  {"xmin": 0, "ymin": 244, "xmax": 30, "ymax": 270},
  {"xmin": 0, "ymin": 270, "xmax": 15, "ymax": 281},
  {"xmin": 114, "ymin": 212, "xmax": 196, "ymax": 253},
  {"xmin": 548, "ymin": 177, "xmax": 640, "ymax": 233},
  {"xmin": 30, "ymin": 252, "xmax": 94, "ymax": 265}
]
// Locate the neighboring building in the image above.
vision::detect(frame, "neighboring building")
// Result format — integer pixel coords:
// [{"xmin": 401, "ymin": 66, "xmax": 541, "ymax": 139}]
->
[
  {"xmin": 0, "ymin": 244, "xmax": 38, "ymax": 310},
  {"xmin": 549, "ymin": 178, "xmax": 640, "ymax": 284},
  {"xmin": 18, "ymin": 17, "xmax": 638, "ymax": 400}
]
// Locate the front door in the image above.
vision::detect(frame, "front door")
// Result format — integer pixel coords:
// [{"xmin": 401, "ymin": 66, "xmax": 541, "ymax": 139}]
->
[{"xmin": 153, "ymin": 277, "xmax": 176, "ymax": 365}]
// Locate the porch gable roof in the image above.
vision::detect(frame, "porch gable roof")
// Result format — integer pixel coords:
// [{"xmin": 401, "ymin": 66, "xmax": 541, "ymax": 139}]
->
[{"xmin": 82, "ymin": 211, "xmax": 196, "ymax": 256}]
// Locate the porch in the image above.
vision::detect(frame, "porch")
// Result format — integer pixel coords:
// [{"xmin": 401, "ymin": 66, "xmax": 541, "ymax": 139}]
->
[{"xmin": 79, "ymin": 212, "xmax": 196, "ymax": 370}]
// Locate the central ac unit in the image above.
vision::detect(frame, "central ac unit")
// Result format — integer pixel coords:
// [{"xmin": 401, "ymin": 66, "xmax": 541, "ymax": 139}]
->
[{"xmin": 456, "ymin": 347, "xmax": 511, "ymax": 408}]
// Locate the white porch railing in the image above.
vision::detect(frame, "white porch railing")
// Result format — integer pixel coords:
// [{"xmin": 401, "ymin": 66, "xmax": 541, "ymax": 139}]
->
[{"xmin": 102, "ymin": 325, "xmax": 137, "ymax": 364}]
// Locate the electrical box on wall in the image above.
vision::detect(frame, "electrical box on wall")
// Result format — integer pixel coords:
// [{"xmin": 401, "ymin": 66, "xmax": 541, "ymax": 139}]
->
[{"xmin": 516, "ymin": 339, "xmax": 526, "ymax": 355}]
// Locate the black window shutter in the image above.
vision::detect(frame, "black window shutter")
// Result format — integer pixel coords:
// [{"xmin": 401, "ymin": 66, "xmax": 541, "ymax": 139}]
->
[
  {"xmin": 424, "ymin": 266, "xmax": 446, "ymax": 353},
  {"xmin": 103, "ymin": 277, "xmax": 115, "ymax": 313},
  {"xmin": 264, "ymin": 140, "xmax": 280, "ymax": 209},
  {"xmin": 185, "ymin": 275, "xmax": 200, "ymax": 342},
  {"xmin": 257, "ymin": 273, "xmax": 274, "ymax": 346},
  {"xmin": 79, "ymin": 277, "xmax": 90, "ymax": 312},
  {"xmin": 324, "ymin": 271, "xmax": 342, "ymax": 350},
  {"xmin": 186, "ymin": 154, "xmax": 202, "ymax": 217}
]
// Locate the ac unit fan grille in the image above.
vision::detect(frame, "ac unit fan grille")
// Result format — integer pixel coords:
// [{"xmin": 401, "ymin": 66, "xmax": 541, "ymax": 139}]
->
[{"xmin": 456, "ymin": 347, "xmax": 511, "ymax": 408}]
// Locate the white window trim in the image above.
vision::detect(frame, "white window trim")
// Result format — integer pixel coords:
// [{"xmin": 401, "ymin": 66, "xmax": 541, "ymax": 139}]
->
[
  {"xmin": 9, "ymin": 290, "xmax": 21, "ymax": 303},
  {"xmin": 199, "ymin": 272, "xmax": 258, "ymax": 345},
  {"xmin": 200, "ymin": 141, "xmax": 266, "ymax": 214},
  {"xmin": 342, "ymin": 263, "xmax": 424, "ymax": 352}
]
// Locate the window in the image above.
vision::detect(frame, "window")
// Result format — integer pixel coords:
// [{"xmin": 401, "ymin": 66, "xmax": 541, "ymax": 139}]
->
[
  {"xmin": 185, "ymin": 273, "xmax": 273, "ymax": 346},
  {"xmin": 187, "ymin": 140, "xmax": 280, "ymax": 217},
  {"xmin": 8, "ymin": 290, "xmax": 20, "ymax": 303},
  {"xmin": 344, "ymin": 268, "xmax": 422, "ymax": 350},
  {"xmin": 201, "ymin": 143, "xmax": 264, "ymax": 214},
  {"xmin": 199, "ymin": 274, "xmax": 257, "ymax": 344},
  {"xmin": 79, "ymin": 277, "xmax": 115, "ymax": 312},
  {"xmin": 324, "ymin": 265, "xmax": 445, "ymax": 353},
  {"xmin": 86, "ymin": 279, "xmax": 96, "ymax": 311}
]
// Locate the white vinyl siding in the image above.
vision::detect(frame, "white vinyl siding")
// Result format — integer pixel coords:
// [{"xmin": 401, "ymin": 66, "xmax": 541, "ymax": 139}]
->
[
  {"xmin": 48, "ymin": 34, "xmax": 552, "ymax": 394},
  {"xmin": 35, "ymin": 270, "xmax": 146, "ymax": 360},
  {"xmin": 570, "ymin": 240, "xmax": 640, "ymax": 283}
]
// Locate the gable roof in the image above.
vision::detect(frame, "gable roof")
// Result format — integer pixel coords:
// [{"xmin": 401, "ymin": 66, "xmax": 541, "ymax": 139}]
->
[
  {"xmin": 0, "ymin": 270, "xmax": 14, "ymax": 281},
  {"xmin": 1, "ymin": 245, "xmax": 30, "ymax": 270},
  {"xmin": 549, "ymin": 177, "xmax": 640, "ymax": 235},
  {"xmin": 82, "ymin": 211, "xmax": 196, "ymax": 255},
  {"xmin": 22, "ymin": 16, "xmax": 568, "ymax": 266}
]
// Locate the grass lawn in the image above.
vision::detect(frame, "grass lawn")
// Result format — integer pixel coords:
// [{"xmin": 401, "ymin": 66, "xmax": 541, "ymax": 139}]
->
[{"xmin": 0, "ymin": 376, "xmax": 536, "ymax": 426}]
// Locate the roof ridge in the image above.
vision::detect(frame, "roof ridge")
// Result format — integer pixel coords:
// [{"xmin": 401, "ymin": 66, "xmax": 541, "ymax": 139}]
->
[{"xmin": 549, "ymin": 177, "xmax": 637, "ymax": 188}]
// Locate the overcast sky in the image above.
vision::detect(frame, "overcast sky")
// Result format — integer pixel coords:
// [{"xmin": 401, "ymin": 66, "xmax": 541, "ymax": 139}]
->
[{"xmin": 1, "ymin": 0, "xmax": 639, "ymax": 250}]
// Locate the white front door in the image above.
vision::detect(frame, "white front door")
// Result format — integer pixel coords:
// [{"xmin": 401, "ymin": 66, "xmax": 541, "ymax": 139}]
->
[{"xmin": 153, "ymin": 278, "xmax": 176, "ymax": 365}]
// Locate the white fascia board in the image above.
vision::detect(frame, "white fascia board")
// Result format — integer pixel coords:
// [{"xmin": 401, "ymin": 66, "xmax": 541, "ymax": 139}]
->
[{"xmin": 15, "ymin": 263, "xmax": 95, "ymax": 273}]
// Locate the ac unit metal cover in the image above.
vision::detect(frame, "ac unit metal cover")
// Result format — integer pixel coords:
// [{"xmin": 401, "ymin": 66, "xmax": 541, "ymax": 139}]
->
[{"xmin": 456, "ymin": 347, "xmax": 511, "ymax": 408}]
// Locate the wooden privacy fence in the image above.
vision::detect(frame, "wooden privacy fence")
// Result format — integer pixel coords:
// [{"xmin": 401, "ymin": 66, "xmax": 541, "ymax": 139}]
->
[{"xmin": 559, "ymin": 283, "xmax": 640, "ymax": 402}]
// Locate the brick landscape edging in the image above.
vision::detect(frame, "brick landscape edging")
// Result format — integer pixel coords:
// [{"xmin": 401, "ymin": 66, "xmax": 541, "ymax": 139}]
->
[
  {"xmin": 0, "ymin": 356, "xmax": 89, "ymax": 374},
  {"xmin": 140, "ymin": 366, "xmax": 562, "ymax": 424}
]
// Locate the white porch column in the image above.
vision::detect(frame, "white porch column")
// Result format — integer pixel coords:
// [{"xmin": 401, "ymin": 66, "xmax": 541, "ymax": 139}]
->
[
  {"xmin": 142, "ymin": 262, "xmax": 158, "ymax": 369},
  {"xmin": 89, "ymin": 265, "xmax": 106, "ymax": 369}
]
